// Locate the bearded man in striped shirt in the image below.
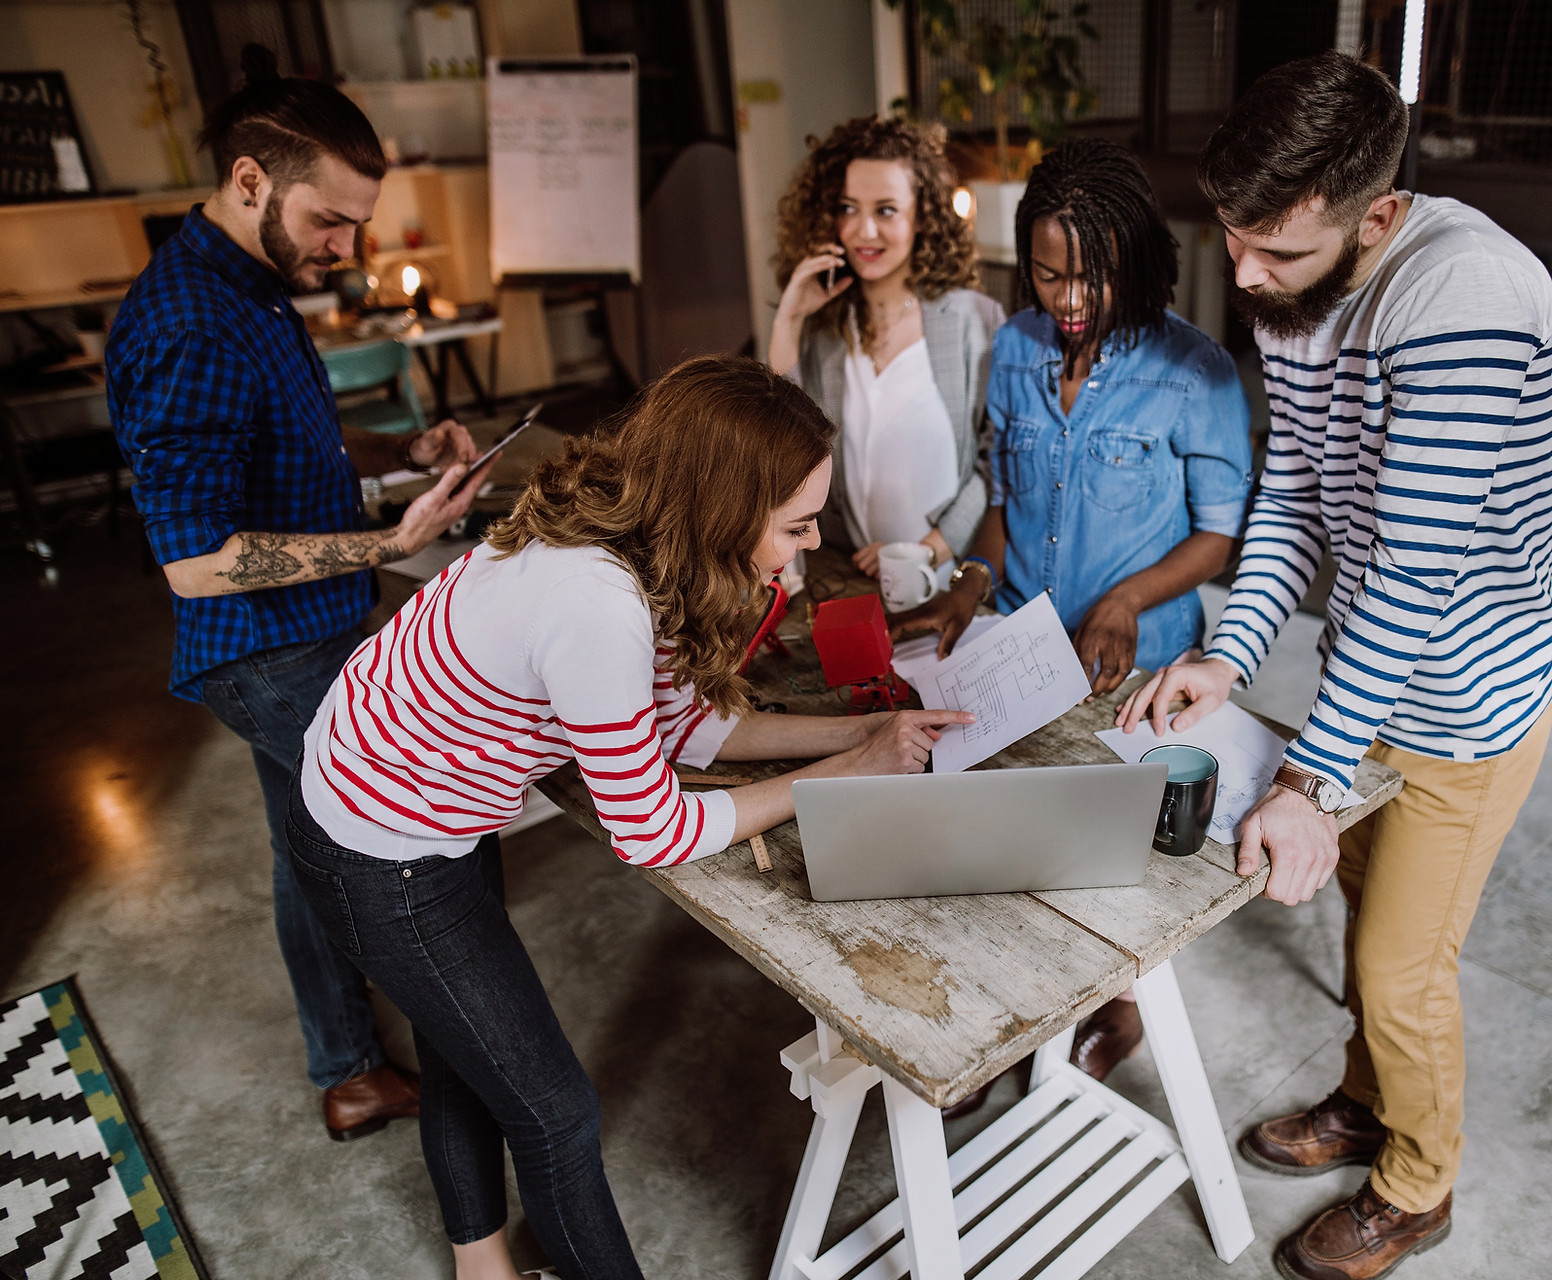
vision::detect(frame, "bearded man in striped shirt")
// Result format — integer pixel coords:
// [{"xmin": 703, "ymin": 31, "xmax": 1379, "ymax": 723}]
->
[{"xmin": 1118, "ymin": 51, "xmax": 1552, "ymax": 1280}]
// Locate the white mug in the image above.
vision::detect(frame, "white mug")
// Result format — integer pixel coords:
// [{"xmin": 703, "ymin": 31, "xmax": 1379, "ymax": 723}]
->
[{"xmin": 878, "ymin": 541, "xmax": 937, "ymax": 611}]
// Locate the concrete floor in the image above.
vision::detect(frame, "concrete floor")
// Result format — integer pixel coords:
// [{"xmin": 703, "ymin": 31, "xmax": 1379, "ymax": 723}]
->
[{"xmin": 3, "ymin": 521, "xmax": 1550, "ymax": 1280}]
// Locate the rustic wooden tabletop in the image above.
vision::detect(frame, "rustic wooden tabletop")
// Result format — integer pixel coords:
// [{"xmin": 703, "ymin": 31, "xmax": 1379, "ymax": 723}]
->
[{"xmin": 537, "ymin": 551, "xmax": 1402, "ymax": 1107}]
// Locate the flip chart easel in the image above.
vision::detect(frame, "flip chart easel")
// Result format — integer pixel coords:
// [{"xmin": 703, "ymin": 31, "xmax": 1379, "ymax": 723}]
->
[{"xmin": 487, "ymin": 55, "xmax": 640, "ymax": 385}]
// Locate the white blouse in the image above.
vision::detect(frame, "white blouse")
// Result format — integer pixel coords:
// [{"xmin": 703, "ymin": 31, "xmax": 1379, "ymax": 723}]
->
[{"xmin": 841, "ymin": 335, "xmax": 958, "ymax": 555}]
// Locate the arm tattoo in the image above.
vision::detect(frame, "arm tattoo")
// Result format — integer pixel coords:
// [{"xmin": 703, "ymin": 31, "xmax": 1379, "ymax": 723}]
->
[
  {"xmin": 215, "ymin": 531, "xmax": 393, "ymax": 592},
  {"xmin": 307, "ymin": 532, "xmax": 400, "ymax": 578}
]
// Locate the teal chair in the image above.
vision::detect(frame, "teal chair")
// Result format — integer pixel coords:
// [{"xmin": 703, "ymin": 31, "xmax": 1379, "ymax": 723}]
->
[{"xmin": 321, "ymin": 339, "xmax": 428, "ymax": 435}]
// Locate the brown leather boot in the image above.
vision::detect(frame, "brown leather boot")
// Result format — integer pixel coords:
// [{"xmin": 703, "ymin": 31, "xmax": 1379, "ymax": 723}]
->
[
  {"xmin": 1240, "ymin": 1089, "xmax": 1386, "ymax": 1175},
  {"xmin": 1276, "ymin": 1181, "xmax": 1452, "ymax": 1280},
  {"xmin": 1069, "ymin": 997, "xmax": 1143, "ymax": 1082},
  {"xmin": 323, "ymin": 1064, "xmax": 420, "ymax": 1141}
]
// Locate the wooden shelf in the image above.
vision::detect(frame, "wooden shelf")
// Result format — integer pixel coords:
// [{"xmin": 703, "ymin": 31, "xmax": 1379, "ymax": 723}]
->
[{"xmin": 369, "ymin": 244, "xmax": 454, "ymax": 267}]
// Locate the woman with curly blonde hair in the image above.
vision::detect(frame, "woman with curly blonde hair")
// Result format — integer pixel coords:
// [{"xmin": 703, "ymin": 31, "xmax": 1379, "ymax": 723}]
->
[
  {"xmin": 770, "ymin": 115, "xmax": 1004, "ymax": 584},
  {"xmin": 286, "ymin": 354, "xmax": 970, "ymax": 1280}
]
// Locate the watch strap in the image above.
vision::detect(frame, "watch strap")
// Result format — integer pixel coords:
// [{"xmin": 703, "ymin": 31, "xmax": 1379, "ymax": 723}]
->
[{"xmin": 1273, "ymin": 764, "xmax": 1336, "ymax": 811}]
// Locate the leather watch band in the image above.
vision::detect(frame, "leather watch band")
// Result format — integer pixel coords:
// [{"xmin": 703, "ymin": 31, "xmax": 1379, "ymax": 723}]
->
[
  {"xmin": 1272, "ymin": 764, "xmax": 1322, "ymax": 802},
  {"xmin": 1273, "ymin": 763, "xmax": 1342, "ymax": 813}
]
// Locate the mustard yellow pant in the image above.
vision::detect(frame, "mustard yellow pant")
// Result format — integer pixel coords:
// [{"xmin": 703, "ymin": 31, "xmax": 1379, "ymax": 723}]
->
[{"xmin": 1336, "ymin": 709, "xmax": 1552, "ymax": 1213}]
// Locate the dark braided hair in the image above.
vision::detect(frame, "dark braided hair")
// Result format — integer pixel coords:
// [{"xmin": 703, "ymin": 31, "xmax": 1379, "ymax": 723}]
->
[{"xmin": 1013, "ymin": 139, "xmax": 1178, "ymax": 375}]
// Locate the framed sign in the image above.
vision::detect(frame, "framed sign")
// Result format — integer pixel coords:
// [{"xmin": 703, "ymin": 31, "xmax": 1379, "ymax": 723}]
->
[{"xmin": 0, "ymin": 71, "xmax": 96, "ymax": 204}]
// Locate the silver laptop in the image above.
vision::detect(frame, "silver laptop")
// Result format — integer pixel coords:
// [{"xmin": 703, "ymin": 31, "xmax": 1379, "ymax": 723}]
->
[{"xmin": 792, "ymin": 763, "xmax": 1167, "ymax": 902}]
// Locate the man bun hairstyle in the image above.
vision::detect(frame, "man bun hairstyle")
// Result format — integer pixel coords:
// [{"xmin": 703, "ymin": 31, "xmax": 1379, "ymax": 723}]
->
[
  {"xmin": 1200, "ymin": 50, "xmax": 1408, "ymax": 233},
  {"xmin": 198, "ymin": 44, "xmax": 386, "ymax": 189}
]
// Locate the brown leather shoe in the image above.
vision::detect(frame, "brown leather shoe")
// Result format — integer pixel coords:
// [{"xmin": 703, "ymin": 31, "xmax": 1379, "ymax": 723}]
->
[
  {"xmin": 1069, "ymin": 997, "xmax": 1143, "ymax": 1082},
  {"xmin": 1241, "ymin": 1089, "xmax": 1386, "ymax": 1176},
  {"xmin": 1275, "ymin": 1181, "xmax": 1451, "ymax": 1280},
  {"xmin": 323, "ymin": 1064, "xmax": 420, "ymax": 1141}
]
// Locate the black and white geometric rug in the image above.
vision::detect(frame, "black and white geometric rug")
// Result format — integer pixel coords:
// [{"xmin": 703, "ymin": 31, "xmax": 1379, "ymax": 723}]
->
[{"xmin": 0, "ymin": 977, "xmax": 206, "ymax": 1280}]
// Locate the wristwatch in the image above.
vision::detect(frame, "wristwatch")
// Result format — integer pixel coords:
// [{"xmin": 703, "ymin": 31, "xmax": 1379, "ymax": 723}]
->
[
  {"xmin": 397, "ymin": 430, "xmax": 432, "ymax": 473},
  {"xmin": 1272, "ymin": 763, "xmax": 1344, "ymax": 814},
  {"xmin": 950, "ymin": 558, "xmax": 994, "ymax": 603}
]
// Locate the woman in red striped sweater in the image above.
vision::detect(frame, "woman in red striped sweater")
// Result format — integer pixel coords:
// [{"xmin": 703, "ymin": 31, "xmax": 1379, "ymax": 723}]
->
[{"xmin": 285, "ymin": 354, "xmax": 971, "ymax": 1280}]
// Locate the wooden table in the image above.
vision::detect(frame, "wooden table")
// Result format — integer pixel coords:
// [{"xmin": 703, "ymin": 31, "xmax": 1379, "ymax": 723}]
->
[{"xmin": 537, "ymin": 553, "xmax": 1402, "ymax": 1280}]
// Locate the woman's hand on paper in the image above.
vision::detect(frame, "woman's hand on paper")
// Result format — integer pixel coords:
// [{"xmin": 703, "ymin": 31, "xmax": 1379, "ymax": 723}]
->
[
  {"xmin": 840, "ymin": 709, "xmax": 975, "ymax": 775},
  {"xmin": 1074, "ymin": 591, "xmax": 1140, "ymax": 696},
  {"xmin": 890, "ymin": 578, "xmax": 980, "ymax": 660},
  {"xmin": 1115, "ymin": 657, "xmax": 1239, "ymax": 735}
]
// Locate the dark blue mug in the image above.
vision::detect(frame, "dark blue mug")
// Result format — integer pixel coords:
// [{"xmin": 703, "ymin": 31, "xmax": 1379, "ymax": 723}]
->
[{"xmin": 1141, "ymin": 744, "xmax": 1219, "ymax": 857}]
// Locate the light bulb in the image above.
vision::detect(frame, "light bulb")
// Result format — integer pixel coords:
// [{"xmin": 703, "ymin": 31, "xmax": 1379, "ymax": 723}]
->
[
  {"xmin": 402, "ymin": 264, "xmax": 421, "ymax": 295},
  {"xmin": 952, "ymin": 187, "xmax": 973, "ymax": 219}
]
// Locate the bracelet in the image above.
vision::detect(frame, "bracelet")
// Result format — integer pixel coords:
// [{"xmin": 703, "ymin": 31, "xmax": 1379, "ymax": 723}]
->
[
  {"xmin": 962, "ymin": 555, "xmax": 996, "ymax": 591},
  {"xmin": 397, "ymin": 431, "xmax": 431, "ymax": 473},
  {"xmin": 950, "ymin": 557, "xmax": 996, "ymax": 603}
]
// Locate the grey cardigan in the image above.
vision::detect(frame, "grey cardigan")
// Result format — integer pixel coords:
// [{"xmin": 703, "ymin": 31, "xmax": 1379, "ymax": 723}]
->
[{"xmin": 794, "ymin": 287, "xmax": 1006, "ymax": 556}]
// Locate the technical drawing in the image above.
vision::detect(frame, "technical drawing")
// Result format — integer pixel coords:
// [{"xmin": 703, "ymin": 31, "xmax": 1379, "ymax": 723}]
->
[
  {"xmin": 924, "ymin": 593, "xmax": 1091, "ymax": 773},
  {"xmin": 937, "ymin": 633, "xmax": 1060, "ymax": 742}
]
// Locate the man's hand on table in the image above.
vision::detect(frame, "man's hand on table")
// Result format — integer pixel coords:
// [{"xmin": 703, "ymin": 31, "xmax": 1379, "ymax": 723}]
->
[
  {"xmin": 1114, "ymin": 655, "xmax": 1240, "ymax": 734},
  {"xmin": 1238, "ymin": 785, "xmax": 1340, "ymax": 904},
  {"xmin": 1119, "ymin": 656, "xmax": 1342, "ymax": 905},
  {"xmin": 408, "ymin": 419, "xmax": 479, "ymax": 470}
]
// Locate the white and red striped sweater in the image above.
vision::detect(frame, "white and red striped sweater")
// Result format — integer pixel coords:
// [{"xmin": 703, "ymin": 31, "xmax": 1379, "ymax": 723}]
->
[{"xmin": 300, "ymin": 540, "xmax": 738, "ymax": 863}]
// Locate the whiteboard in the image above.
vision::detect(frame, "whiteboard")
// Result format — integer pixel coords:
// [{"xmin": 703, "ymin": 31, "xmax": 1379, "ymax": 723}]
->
[{"xmin": 488, "ymin": 56, "xmax": 639, "ymax": 282}]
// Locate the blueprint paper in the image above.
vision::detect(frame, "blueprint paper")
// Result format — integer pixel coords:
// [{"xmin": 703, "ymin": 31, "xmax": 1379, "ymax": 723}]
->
[
  {"xmin": 920, "ymin": 594, "xmax": 1091, "ymax": 773},
  {"xmin": 1094, "ymin": 699, "xmax": 1361, "ymax": 842},
  {"xmin": 890, "ymin": 615, "xmax": 1001, "ymax": 689}
]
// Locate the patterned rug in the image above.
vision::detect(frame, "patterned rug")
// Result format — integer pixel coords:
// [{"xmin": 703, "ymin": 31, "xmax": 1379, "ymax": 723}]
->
[{"xmin": 0, "ymin": 978, "xmax": 206, "ymax": 1280}]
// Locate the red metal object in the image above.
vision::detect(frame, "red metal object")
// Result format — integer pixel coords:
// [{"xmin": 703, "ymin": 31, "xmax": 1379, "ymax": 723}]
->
[
  {"xmin": 811, "ymin": 594, "xmax": 893, "ymax": 688},
  {"xmin": 741, "ymin": 580, "xmax": 790, "ymax": 673}
]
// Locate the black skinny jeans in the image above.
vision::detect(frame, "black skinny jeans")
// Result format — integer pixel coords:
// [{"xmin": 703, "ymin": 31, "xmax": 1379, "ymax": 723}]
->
[{"xmin": 284, "ymin": 772, "xmax": 644, "ymax": 1277}]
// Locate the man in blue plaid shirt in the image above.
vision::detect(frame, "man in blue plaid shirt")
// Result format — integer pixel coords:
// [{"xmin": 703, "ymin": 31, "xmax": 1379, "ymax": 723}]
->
[{"xmin": 108, "ymin": 70, "xmax": 498, "ymax": 1139}]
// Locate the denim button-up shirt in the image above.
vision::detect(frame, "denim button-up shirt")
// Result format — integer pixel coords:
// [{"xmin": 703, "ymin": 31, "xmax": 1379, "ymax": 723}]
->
[{"xmin": 988, "ymin": 309, "xmax": 1253, "ymax": 671}]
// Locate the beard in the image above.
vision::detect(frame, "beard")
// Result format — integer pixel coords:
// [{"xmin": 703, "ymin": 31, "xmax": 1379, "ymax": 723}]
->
[
  {"xmin": 259, "ymin": 192, "xmax": 337, "ymax": 293},
  {"xmin": 1229, "ymin": 225, "xmax": 1362, "ymax": 340}
]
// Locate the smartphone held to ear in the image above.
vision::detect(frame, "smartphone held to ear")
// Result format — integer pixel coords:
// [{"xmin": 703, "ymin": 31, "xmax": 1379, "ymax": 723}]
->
[{"xmin": 821, "ymin": 255, "xmax": 853, "ymax": 292}]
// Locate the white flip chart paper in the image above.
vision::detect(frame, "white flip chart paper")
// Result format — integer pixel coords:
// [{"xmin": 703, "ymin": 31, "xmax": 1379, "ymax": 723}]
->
[
  {"xmin": 913, "ymin": 594, "xmax": 1091, "ymax": 774},
  {"xmin": 1094, "ymin": 699, "xmax": 1361, "ymax": 842}
]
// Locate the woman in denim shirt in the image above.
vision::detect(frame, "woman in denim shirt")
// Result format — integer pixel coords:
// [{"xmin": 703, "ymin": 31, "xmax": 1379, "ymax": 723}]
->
[
  {"xmin": 904, "ymin": 138, "xmax": 1252, "ymax": 1102},
  {"xmin": 909, "ymin": 139, "xmax": 1252, "ymax": 688}
]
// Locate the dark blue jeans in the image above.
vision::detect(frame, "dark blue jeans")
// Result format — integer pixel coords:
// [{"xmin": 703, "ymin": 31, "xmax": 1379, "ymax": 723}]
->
[
  {"xmin": 285, "ymin": 773, "xmax": 644, "ymax": 1275},
  {"xmin": 201, "ymin": 630, "xmax": 383, "ymax": 1089}
]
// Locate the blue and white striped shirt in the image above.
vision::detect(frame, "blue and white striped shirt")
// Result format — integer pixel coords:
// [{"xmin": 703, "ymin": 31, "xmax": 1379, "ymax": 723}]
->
[{"xmin": 1206, "ymin": 195, "xmax": 1552, "ymax": 789}]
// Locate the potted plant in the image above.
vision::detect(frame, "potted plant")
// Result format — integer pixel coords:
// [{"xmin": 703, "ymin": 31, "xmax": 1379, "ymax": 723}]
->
[{"xmin": 890, "ymin": 0, "xmax": 1099, "ymax": 257}]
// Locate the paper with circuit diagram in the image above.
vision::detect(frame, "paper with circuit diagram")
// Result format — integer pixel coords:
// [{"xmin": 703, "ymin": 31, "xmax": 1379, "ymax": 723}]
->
[
  {"xmin": 918, "ymin": 593, "xmax": 1091, "ymax": 774},
  {"xmin": 1094, "ymin": 699, "xmax": 1362, "ymax": 842}
]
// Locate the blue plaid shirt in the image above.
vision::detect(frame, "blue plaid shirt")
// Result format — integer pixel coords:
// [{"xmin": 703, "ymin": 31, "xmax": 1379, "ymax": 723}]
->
[{"xmin": 108, "ymin": 206, "xmax": 374, "ymax": 701}]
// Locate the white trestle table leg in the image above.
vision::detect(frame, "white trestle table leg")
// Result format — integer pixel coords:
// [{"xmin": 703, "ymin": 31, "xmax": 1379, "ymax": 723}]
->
[
  {"xmin": 1132, "ymin": 958, "xmax": 1255, "ymax": 1264},
  {"xmin": 882, "ymin": 1074, "xmax": 965, "ymax": 1280},
  {"xmin": 1029, "ymin": 1024, "xmax": 1076, "ymax": 1091},
  {"xmin": 770, "ymin": 1017, "xmax": 879, "ymax": 1280}
]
